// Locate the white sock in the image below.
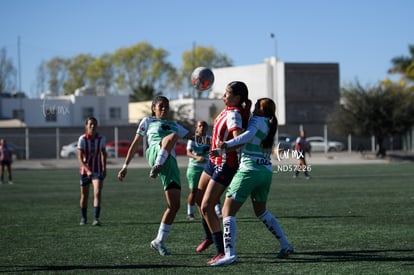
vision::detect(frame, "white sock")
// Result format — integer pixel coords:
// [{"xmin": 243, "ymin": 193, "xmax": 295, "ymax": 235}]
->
[
  {"xmin": 187, "ymin": 204, "xmax": 195, "ymax": 216},
  {"xmin": 156, "ymin": 223, "xmax": 171, "ymax": 244},
  {"xmin": 215, "ymin": 203, "xmax": 222, "ymax": 216},
  {"xmin": 223, "ymin": 216, "xmax": 236, "ymax": 257},
  {"xmin": 258, "ymin": 210, "xmax": 290, "ymax": 248},
  {"xmin": 155, "ymin": 149, "xmax": 169, "ymax": 166}
]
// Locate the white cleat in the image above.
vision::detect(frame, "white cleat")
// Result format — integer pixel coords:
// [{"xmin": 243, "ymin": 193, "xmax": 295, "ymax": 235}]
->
[{"xmin": 210, "ymin": 255, "xmax": 238, "ymax": 266}]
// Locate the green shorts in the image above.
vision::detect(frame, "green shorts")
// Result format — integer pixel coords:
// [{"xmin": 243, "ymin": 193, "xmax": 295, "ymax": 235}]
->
[
  {"xmin": 147, "ymin": 144, "xmax": 181, "ymax": 190},
  {"xmin": 226, "ymin": 169, "xmax": 272, "ymax": 203},
  {"xmin": 186, "ymin": 166, "xmax": 204, "ymax": 190}
]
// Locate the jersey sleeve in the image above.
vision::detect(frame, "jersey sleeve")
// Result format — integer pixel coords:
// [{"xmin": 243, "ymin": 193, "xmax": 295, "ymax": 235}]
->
[
  {"xmin": 226, "ymin": 109, "xmax": 243, "ymax": 132},
  {"xmin": 77, "ymin": 135, "xmax": 85, "ymax": 151},
  {"xmin": 226, "ymin": 116, "xmax": 258, "ymax": 148},
  {"xmin": 136, "ymin": 117, "xmax": 150, "ymax": 136},
  {"xmin": 187, "ymin": 139, "xmax": 194, "ymax": 151},
  {"xmin": 176, "ymin": 123, "xmax": 190, "ymax": 138}
]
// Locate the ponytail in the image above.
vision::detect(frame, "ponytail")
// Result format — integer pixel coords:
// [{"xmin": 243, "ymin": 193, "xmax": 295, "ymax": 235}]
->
[
  {"xmin": 261, "ymin": 114, "xmax": 278, "ymax": 148},
  {"xmin": 256, "ymin": 98, "xmax": 278, "ymax": 149}
]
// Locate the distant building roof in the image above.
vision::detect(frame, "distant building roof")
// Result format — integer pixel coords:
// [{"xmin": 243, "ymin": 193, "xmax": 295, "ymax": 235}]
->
[{"xmin": 0, "ymin": 119, "xmax": 27, "ymax": 128}]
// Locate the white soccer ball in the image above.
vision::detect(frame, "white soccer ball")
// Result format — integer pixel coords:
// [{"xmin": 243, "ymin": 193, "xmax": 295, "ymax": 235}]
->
[{"xmin": 191, "ymin": 67, "xmax": 215, "ymax": 91}]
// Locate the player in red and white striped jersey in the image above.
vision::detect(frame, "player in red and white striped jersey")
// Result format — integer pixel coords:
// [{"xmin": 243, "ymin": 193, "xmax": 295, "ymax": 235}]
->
[
  {"xmin": 195, "ymin": 81, "xmax": 252, "ymax": 265},
  {"xmin": 77, "ymin": 117, "xmax": 107, "ymax": 226}
]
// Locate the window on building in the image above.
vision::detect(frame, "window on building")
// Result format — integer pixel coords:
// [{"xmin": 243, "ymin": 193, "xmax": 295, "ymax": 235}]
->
[
  {"xmin": 82, "ymin": 107, "xmax": 94, "ymax": 120},
  {"xmin": 45, "ymin": 108, "xmax": 57, "ymax": 122},
  {"xmin": 12, "ymin": 109, "xmax": 25, "ymax": 121},
  {"xmin": 109, "ymin": 107, "xmax": 121, "ymax": 120}
]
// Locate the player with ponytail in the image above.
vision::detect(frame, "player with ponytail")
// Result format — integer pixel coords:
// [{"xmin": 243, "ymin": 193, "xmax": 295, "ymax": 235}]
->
[
  {"xmin": 195, "ymin": 81, "xmax": 252, "ymax": 265},
  {"xmin": 211, "ymin": 98, "xmax": 294, "ymax": 266}
]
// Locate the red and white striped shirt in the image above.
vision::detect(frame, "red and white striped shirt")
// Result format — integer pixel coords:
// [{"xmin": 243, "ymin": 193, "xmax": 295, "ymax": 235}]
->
[
  {"xmin": 210, "ymin": 106, "xmax": 243, "ymax": 167},
  {"xmin": 77, "ymin": 133, "xmax": 106, "ymax": 175}
]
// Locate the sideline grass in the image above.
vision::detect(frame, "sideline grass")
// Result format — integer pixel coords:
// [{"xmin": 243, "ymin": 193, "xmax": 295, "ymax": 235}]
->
[{"xmin": 0, "ymin": 163, "xmax": 413, "ymax": 274}]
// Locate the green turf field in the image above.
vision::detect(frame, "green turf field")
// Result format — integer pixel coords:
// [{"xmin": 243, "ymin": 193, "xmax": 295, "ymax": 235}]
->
[{"xmin": 1, "ymin": 163, "xmax": 413, "ymax": 274}]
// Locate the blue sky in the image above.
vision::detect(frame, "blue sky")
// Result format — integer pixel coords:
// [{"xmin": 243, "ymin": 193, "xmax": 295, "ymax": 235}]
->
[{"xmin": 1, "ymin": 0, "xmax": 413, "ymax": 97}]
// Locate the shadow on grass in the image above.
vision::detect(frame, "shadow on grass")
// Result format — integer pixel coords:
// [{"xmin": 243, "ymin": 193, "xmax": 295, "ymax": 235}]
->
[
  {"xmin": 387, "ymin": 153, "xmax": 414, "ymax": 162},
  {"xmin": 0, "ymin": 263, "xmax": 198, "ymax": 273},
  {"xmin": 235, "ymin": 215, "xmax": 364, "ymax": 223},
  {"xmin": 244, "ymin": 248, "xmax": 414, "ymax": 263}
]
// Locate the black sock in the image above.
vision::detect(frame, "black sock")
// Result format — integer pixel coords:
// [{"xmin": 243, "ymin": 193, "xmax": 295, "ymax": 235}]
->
[
  {"xmin": 212, "ymin": 231, "xmax": 224, "ymax": 254},
  {"xmin": 94, "ymin": 206, "xmax": 101, "ymax": 220},
  {"xmin": 201, "ymin": 218, "xmax": 212, "ymax": 240},
  {"xmin": 81, "ymin": 207, "xmax": 87, "ymax": 220}
]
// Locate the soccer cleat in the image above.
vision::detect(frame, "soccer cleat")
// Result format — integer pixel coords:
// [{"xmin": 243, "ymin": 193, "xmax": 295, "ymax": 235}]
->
[
  {"xmin": 277, "ymin": 246, "xmax": 294, "ymax": 259},
  {"xmin": 92, "ymin": 219, "xmax": 101, "ymax": 226},
  {"xmin": 196, "ymin": 239, "xmax": 213, "ymax": 252},
  {"xmin": 207, "ymin": 253, "xmax": 225, "ymax": 265},
  {"xmin": 8, "ymin": 181, "xmax": 13, "ymax": 185},
  {"xmin": 80, "ymin": 218, "xmax": 86, "ymax": 225},
  {"xmin": 187, "ymin": 214, "xmax": 195, "ymax": 221},
  {"xmin": 149, "ymin": 165, "xmax": 163, "ymax": 178},
  {"xmin": 210, "ymin": 255, "xmax": 238, "ymax": 266},
  {"xmin": 150, "ymin": 240, "xmax": 171, "ymax": 256}
]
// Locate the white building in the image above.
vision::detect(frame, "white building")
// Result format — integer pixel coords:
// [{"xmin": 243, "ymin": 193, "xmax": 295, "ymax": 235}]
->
[
  {"xmin": 1, "ymin": 57, "xmax": 337, "ymax": 132},
  {"xmin": 0, "ymin": 91, "xmax": 129, "ymax": 127},
  {"xmin": 210, "ymin": 57, "xmax": 285, "ymax": 125}
]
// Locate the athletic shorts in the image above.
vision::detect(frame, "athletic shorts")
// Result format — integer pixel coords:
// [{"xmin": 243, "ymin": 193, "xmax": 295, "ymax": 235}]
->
[
  {"xmin": 186, "ymin": 165, "xmax": 204, "ymax": 190},
  {"xmin": 204, "ymin": 160, "xmax": 238, "ymax": 187},
  {"xmin": 147, "ymin": 144, "xmax": 181, "ymax": 190},
  {"xmin": 226, "ymin": 169, "xmax": 272, "ymax": 203},
  {"xmin": 80, "ymin": 173, "xmax": 104, "ymax": 186},
  {"xmin": 1, "ymin": 160, "xmax": 12, "ymax": 166}
]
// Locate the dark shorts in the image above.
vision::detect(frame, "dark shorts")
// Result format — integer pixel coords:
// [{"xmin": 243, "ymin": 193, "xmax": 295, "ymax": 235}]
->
[
  {"xmin": 1, "ymin": 160, "xmax": 12, "ymax": 166},
  {"xmin": 204, "ymin": 160, "xmax": 238, "ymax": 187},
  {"xmin": 80, "ymin": 174, "xmax": 104, "ymax": 186}
]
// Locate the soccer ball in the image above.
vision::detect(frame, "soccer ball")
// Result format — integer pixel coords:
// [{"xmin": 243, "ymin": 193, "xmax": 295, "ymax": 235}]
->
[{"xmin": 191, "ymin": 67, "xmax": 214, "ymax": 91}]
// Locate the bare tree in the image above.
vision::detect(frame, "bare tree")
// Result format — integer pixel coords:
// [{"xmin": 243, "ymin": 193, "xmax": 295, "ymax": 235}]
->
[{"xmin": 0, "ymin": 48, "xmax": 17, "ymax": 94}]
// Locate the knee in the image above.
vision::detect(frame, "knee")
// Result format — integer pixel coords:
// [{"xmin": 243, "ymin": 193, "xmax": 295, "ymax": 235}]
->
[
  {"xmin": 80, "ymin": 195, "xmax": 88, "ymax": 204},
  {"xmin": 200, "ymin": 202, "xmax": 212, "ymax": 216},
  {"xmin": 169, "ymin": 203, "xmax": 180, "ymax": 214}
]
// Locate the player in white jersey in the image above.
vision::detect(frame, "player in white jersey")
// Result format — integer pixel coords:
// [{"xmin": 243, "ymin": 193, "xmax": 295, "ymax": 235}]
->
[
  {"xmin": 210, "ymin": 98, "xmax": 294, "ymax": 266},
  {"xmin": 77, "ymin": 117, "xmax": 107, "ymax": 226},
  {"xmin": 117, "ymin": 96, "xmax": 193, "ymax": 256},
  {"xmin": 186, "ymin": 120, "xmax": 211, "ymax": 220}
]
